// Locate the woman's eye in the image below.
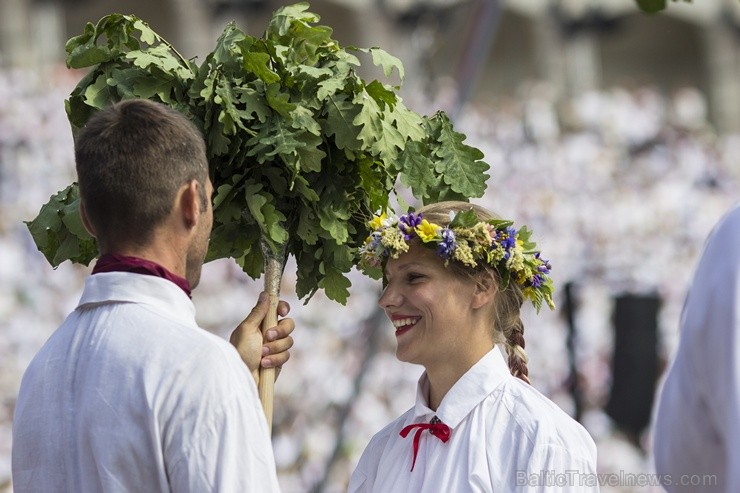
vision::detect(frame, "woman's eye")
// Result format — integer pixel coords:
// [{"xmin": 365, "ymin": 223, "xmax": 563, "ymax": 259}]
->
[{"xmin": 407, "ymin": 273, "xmax": 424, "ymax": 282}]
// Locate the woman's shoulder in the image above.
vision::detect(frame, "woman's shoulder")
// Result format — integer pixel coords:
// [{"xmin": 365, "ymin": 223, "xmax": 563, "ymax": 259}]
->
[
  {"xmin": 363, "ymin": 407, "xmax": 416, "ymax": 450},
  {"xmin": 488, "ymin": 377, "xmax": 597, "ymax": 459}
]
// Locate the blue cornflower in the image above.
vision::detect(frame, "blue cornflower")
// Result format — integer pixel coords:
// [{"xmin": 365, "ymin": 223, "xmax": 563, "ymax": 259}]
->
[
  {"xmin": 369, "ymin": 231, "xmax": 382, "ymax": 249},
  {"xmin": 501, "ymin": 227, "xmax": 517, "ymax": 250},
  {"xmin": 437, "ymin": 228, "xmax": 456, "ymax": 259}
]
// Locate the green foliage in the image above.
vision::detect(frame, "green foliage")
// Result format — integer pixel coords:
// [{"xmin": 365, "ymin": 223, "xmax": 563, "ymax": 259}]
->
[
  {"xmin": 27, "ymin": 2, "xmax": 491, "ymax": 304},
  {"xmin": 635, "ymin": 0, "xmax": 692, "ymax": 14},
  {"xmin": 64, "ymin": 14, "xmax": 196, "ymax": 133},
  {"xmin": 25, "ymin": 184, "xmax": 97, "ymax": 267}
]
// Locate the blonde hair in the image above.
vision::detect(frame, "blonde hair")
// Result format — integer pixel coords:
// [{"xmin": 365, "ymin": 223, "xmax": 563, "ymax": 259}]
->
[{"xmin": 416, "ymin": 201, "xmax": 531, "ymax": 384}]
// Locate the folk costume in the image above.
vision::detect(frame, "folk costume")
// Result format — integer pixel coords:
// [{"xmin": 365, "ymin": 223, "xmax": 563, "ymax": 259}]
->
[
  {"xmin": 653, "ymin": 204, "xmax": 740, "ymax": 492},
  {"xmin": 350, "ymin": 207, "xmax": 599, "ymax": 492},
  {"xmin": 348, "ymin": 348, "xmax": 597, "ymax": 492},
  {"xmin": 12, "ymin": 259, "xmax": 280, "ymax": 492}
]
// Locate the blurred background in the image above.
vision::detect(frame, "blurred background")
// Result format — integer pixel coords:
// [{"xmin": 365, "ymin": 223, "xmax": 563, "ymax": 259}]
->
[{"xmin": 3, "ymin": 0, "xmax": 740, "ymax": 491}]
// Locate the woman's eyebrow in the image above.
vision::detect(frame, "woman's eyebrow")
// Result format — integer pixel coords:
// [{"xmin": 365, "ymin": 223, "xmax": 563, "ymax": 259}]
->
[{"xmin": 385, "ymin": 261, "xmax": 428, "ymax": 278}]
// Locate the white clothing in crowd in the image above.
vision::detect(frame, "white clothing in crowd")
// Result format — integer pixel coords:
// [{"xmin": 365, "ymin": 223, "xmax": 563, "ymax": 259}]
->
[
  {"xmin": 653, "ymin": 203, "xmax": 740, "ymax": 493},
  {"xmin": 348, "ymin": 348, "xmax": 598, "ymax": 492},
  {"xmin": 12, "ymin": 272, "xmax": 280, "ymax": 492}
]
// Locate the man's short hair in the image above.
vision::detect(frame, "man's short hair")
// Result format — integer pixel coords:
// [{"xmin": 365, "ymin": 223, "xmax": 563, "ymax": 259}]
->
[{"xmin": 75, "ymin": 99, "xmax": 209, "ymax": 247}]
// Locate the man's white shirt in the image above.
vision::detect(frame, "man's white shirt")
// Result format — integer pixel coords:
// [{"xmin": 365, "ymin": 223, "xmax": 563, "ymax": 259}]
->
[
  {"xmin": 653, "ymin": 203, "xmax": 740, "ymax": 492},
  {"xmin": 12, "ymin": 272, "xmax": 280, "ymax": 492}
]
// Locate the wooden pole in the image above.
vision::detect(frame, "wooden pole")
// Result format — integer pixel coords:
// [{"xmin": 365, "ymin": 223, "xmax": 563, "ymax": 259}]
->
[{"xmin": 258, "ymin": 239, "xmax": 285, "ymax": 433}]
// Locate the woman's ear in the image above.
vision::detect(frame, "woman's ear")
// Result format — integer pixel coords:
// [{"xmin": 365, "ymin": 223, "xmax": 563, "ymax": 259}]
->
[{"xmin": 471, "ymin": 269, "xmax": 497, "ymax": 310}]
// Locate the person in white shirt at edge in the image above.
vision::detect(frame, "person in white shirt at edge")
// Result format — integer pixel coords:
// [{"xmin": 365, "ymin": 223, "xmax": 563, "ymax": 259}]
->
[
  {"xmin": 652, "ymin": 204, "xmax": 740, "ymax": 493},
  {"xmin": 348, "ymin": 202, "xmax": 598, "ymax": 493},
  {"xmin": 12, "ymin": 99, "xmax": 295, "ymax": 492}
]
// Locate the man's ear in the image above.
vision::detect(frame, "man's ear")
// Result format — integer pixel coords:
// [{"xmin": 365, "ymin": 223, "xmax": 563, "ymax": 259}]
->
[
  {"xmin": 79, "ymin": 199, "xmax": 96, "ymax": 238},
  {"xmin": 471, "ymin": 269, "xmax": 497, "ymax": 310},
  {"xmin": 179, "ymin": 179, "xmax": 202, "ymax": 229}
]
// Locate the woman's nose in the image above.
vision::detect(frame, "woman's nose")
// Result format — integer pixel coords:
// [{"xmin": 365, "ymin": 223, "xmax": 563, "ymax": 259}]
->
[{"xmin": 378, "ymin": 282, "xmax": 400, "ymax": 309}]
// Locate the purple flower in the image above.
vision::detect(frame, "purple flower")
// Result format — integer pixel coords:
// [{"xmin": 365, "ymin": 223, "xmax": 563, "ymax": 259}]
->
[
  {"xmin": 369, "ymin": 232, "xmax": 382, "ymax": 250},
  {"xmin": 531, "ymin": 274, "xmax": 543, "ymax": 288},
  {"xmin": 501, "ymin": 227, "xmax": 517, "ymax": 250},
  {"xmin": 535, "ymin": 253, "xmax": 552, "ymax": 274},
  {"xmin": 399, "ymin": 212, "xmax": 423, "ymax": 240},
  {"xmin": 437, "ymin": 228, "xmax": 456, "ymax": 259}
]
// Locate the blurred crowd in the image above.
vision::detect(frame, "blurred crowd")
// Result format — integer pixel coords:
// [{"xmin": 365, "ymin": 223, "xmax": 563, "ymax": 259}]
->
[{"xmin": 1, "ymin": 68, "xmax": 739, "ymax": 492}]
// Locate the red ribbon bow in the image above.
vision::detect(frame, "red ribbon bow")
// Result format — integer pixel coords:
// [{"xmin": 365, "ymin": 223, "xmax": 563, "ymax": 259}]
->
[{"xmin": 399, "ymin": 416, "xmax": 451, "ymax": 472}]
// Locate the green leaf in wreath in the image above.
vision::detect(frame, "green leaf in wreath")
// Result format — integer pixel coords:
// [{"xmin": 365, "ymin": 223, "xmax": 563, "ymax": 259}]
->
[{"xmin": 449, "ymin": 209, "xmax": 479, "ymax": 229}]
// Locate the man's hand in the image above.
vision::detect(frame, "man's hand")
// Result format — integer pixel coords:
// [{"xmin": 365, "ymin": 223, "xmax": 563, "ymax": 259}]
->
[{"xmin": 230, "ymin": 292, "xmax": 295, "ymax": 385}]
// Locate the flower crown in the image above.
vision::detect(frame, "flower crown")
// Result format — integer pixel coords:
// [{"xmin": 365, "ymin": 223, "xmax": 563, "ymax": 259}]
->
[{"xmin": 358, "ymin": 208, "xmax": 555, "ymax": 311}]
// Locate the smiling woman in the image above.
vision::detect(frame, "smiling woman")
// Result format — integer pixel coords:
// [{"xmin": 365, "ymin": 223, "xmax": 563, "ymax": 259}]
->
[{"xmin": 349, "ymin": 201, "xmax": 598, "ymax": 492}]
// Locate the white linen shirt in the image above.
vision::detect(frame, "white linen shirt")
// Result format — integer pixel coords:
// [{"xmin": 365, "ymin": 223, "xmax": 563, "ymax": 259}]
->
[
  {"xmin": 12, "ymin": 272, "xmax": 280, "ymax": 493},
  {"xmin": 348, "ymin": 348, "xmax": 598, "ymax": 493},
  {"xmin": 653, "ymin": 204, "xmax": 740, "ymax": 492}
]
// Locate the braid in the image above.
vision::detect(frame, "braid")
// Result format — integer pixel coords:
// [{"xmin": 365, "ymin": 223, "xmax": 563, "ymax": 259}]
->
[{"xmin": 505, "ymin": 318, "xmax": 530, "ymax": 384}]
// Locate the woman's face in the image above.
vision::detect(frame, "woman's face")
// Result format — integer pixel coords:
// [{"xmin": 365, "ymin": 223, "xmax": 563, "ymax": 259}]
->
[{"xmin": 379, "ymin": 243, "xmax": 494, "ymax": 373}]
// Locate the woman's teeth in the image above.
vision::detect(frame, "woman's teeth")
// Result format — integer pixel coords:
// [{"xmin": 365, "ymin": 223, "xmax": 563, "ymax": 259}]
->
[{"xmin": 393, "ymin": 317, "xmax": 419, "ymax": 329}]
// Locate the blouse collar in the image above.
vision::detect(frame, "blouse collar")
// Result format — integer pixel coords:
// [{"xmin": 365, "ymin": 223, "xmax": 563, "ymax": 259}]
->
[{"xmin": 413, "ymin": 347, "xmax": 512, "ymax": 428}]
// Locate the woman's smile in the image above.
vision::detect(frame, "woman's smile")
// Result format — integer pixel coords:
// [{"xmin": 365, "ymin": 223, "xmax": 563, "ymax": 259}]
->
[{"xmin": 391, "ymin": 315, "xmax": 421, "ymax": 336}]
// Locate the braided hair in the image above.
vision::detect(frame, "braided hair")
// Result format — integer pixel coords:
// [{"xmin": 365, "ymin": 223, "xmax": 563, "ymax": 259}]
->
[{"xmin": 416, "ymin": 201, "xmax": 531, "ymax": 384}]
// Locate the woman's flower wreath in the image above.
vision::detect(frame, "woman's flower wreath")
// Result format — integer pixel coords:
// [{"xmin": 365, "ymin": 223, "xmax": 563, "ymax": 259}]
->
[{"xmin": 359, "ymin": 208, "xmax": 555, "ymax": 311}]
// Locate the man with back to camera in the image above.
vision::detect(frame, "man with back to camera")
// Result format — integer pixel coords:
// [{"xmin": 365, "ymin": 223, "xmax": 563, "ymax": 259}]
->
[
  {"xmin": 12, "ymin": 99, "xmax": 294, "ymax": 492},
  {"xmin": 653, "ymin": 203, "xmax": 740, "ymax": 492}
]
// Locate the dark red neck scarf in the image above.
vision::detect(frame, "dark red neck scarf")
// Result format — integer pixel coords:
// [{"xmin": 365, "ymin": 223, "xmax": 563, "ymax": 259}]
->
[{"xmin": 92, "ymin": 253, "xmax": 192, "ymax": 298}]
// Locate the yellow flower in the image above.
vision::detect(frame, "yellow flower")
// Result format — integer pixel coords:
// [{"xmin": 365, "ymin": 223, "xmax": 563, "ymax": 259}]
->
[
  {"xmin": 415, "ymin": 219, "xmax": 440, "ymax": 243},
  {"xmin": 369, "ymin": 213, "xmax": 388, "ymax": 230}
]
